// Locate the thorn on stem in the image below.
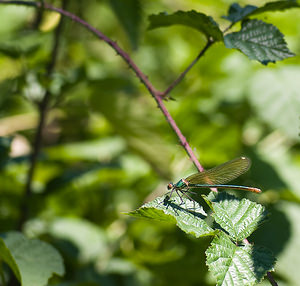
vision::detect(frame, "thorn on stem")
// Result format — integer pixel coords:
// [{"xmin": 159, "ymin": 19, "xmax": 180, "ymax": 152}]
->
[{"xmin": 163, "ymin": 95, "xmax": 176, "ymax": 101}]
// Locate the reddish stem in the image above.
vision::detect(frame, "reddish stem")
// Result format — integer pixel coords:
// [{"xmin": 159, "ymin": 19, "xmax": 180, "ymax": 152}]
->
[
  {"xmin": 161, "ymin": 39, "xmax": 214, "ymax": 98},
  {"xmin": 0, "ymin": 0, "xmax": 205, "ymax": 172},
  {"xmin": 267, "ymin": 272, "xmax": 278, "ymax": 286},
  {"xmin": 155, "ymin": 96, "xmax": 204, "ymax": 172}
]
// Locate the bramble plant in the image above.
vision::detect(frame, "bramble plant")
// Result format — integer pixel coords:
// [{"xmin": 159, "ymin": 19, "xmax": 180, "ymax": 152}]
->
[{"xmin": 0, "ymin": 0, "xmax": 299, "ymax": 286}]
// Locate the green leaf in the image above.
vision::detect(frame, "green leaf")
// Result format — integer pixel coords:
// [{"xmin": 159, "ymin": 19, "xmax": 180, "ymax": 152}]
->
[
  {"xmin": 148, "ymin": 10, "xmax": 223, "ymax": 41},
  {"xmin": 223, "ymin": 3, "xmax": 257, "ymax": 23},
  {"xmin": 49, "ymin": 218, "xmax": 109, "ymax": 263},
  {"xmin": 252, "ymin": 0, "xmax": 300, "ymax": 16},
  {"xmin": 224, "ymin": 1, "xmax": 300, "ymax": 23},
  {"xmin": 127, "ymin": 195, "xmax": 215, "ymax": 238},
  {"xmin": 0, "ymin": 30, "xmax": 45, "ymax": 59},
  {"xmin": 206, "ymin": 232, "xmax": 276, "ymax": 286},
  {"xmin": 204, "ymin": 192, "xmax": 267, "ymax": 241},
  {"xmin": 224, "ymin": 19, "xmax": 295, "ymax": 64},
  {"xmin": 0, "ymin": 42, "xmax": 40, "ymax": 58},
  {"xmin": 0, "ymin": 6, "xmax": 33, "ymax": 35},
  {"xmin": 109, "ymin": 0, "xmax": 142, "ymax": 49},
  {"xmin": 0, "ymin": 231, "xmax": 64, "ymax": 286}
]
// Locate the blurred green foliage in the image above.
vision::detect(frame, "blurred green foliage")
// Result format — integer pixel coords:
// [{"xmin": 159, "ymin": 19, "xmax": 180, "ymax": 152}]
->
[{"xmin": 0, "ymin": 0, "xmax": 299, "ymax": 285}]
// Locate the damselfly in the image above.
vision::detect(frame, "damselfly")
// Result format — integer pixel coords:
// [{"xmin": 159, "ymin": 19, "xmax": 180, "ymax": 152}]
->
[{"xmin": 167, "ymin": 157, "xmax": 261, "ymax": 200}]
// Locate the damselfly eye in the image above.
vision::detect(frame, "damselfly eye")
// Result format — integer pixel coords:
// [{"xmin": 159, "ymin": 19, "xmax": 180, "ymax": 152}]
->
[{"xmin": 167, "ymin": 183, "xmax": 173, "ymax": 190}]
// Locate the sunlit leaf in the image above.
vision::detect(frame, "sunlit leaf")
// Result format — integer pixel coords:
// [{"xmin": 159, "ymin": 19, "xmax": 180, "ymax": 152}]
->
[
  {"xmin": 206, "ymin": 232, "xmax": 275, "ymax": 286},
  {"xmin": 224, "ymin": 19, "xmax": 295, "ymax": 64},
  {"xmin": 0, "ymin": 232, "xmax": 64, "ymax": 286},
  {"xmin": 0, "ymin": 5, "xmax": 32, "ymax": 34},
  {"xmin": 39, "ymin": 11, "xmax": 61, "ymax": 32},
  {"xmin": 49, "ymin": 217, "xmax": 109, "ymax": 263},
  {"xmin": 204, "ymin": 192, "xmax": 267, "ymax": 241},
  {"xmin": 148, "ymin": 10, "xmax": 223, "ymax": 41},
  {"xmin": 127, "ymin": 195, "xmax": 215, "ymax": 238},
  {"xmin": 46, "ymin": 137, "xmax": 126, "ymax": 162}
]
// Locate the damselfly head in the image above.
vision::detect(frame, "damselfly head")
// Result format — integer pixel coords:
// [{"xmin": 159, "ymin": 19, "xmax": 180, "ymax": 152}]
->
[{"xmin": 167, "ymin": 183, "xmax": 174, "ymax": 190}]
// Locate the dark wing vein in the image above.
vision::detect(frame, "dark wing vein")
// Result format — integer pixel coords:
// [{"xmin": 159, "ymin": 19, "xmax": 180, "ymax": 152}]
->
[{"xmin": 185, "ymin": 157, "xmax": 251, "ymax": 185}]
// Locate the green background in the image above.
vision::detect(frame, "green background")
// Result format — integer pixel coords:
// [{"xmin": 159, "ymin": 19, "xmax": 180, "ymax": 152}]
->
[{"xmin": 0, "ymin": 0, "xmax": 299, "ymax": 285}]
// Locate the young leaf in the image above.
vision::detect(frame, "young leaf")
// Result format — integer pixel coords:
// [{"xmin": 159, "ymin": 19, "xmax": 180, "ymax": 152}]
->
[
  {"xmin": 0, "ymin": 231, "xmax": 65, "ymax": 286},
  {"xmin": 109, "ymin": 0, "xmax": 142, "ymax": 49},
  {"xmin": 204, "ymin": 192, "xmax": 267, "ymax": 241},
  {"xmin": 206, "ymin": 232, "xmax": 276, "ymax": 286},
  {"xmin": 224, "ymin": 19, "xmax": 295, "ymax": 65},
  {"xmin": 224, "ymin": 1, "xmax": 299, "ymax": 23},
  {"xmin": 127, "ymin": 195, "xmax": 215, "ymax": 238},
  {"xmin": 148, "ymin": 10, "xmax": 223, "ymax": 41},
  {"xmin": 223, "ymin": 3, "xmax": 257, "ymax": 23}
]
